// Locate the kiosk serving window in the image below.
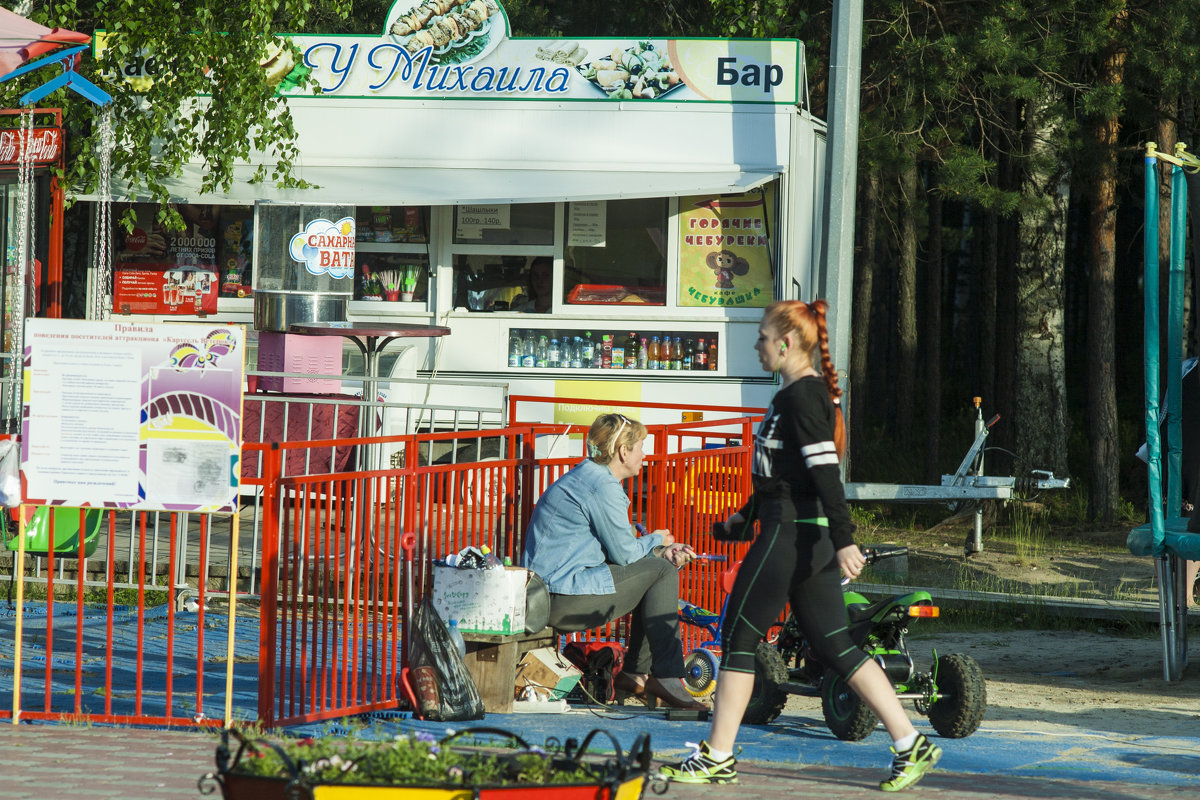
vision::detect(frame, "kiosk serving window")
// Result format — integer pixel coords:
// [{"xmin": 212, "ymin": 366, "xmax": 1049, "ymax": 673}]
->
[
  {"xmin": 563, "ymin": 197, "xmax": 667, "ymax": 306},
  {"xmin": 354, "ymin": 205, "xmax": 431, "ymax": 302},
  {"xmin": 453, "ymin": 203, "xmax": 554, "ymax": 245}
]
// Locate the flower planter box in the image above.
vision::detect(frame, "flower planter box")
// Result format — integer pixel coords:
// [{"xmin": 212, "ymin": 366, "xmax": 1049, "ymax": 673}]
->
[{"xmin": 202, "ymin": 727, "xmax": 657, "ymax": 800}]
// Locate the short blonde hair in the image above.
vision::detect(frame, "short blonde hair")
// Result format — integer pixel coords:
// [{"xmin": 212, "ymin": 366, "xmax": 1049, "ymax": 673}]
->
[{"xmin": 586, "ymin": 413, "xmax": 646, "ymax": 465}]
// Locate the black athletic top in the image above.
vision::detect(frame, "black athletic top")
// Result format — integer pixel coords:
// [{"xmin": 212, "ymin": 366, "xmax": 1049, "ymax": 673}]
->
[{"xmin": 740, "ymin": 376, "xmax": 855, "ymax": 549}]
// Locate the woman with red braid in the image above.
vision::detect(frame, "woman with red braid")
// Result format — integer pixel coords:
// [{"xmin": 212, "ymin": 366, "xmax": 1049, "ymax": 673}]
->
[{"xmin": 661, "ymin": 300, "xmax": 943, "ymax": 792}]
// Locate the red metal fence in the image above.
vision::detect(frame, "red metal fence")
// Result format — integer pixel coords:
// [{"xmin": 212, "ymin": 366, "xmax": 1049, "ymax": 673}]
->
[{"xmin": 4, "ymin": 401, "xmax": 762, "ymax": 729}]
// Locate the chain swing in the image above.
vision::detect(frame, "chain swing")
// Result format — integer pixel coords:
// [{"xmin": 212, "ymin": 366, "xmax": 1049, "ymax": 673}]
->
[
  {"xmin": 90, "ymin": 105, "xmax": 114, "ymax": 321},
  {"xmin": 8, "ymin": 108, "xmax": 35, "ymax": 424}
]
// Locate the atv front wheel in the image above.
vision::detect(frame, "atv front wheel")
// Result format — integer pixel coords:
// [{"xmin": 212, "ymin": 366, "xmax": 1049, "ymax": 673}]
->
[
  {"xmin": 821, "ymin": 667, "xmax": 879, "ymax": 741},
  {"xmin": 927, "ymin": 653, "xmax": 986, "ymax": 738},
  {"xmin": 742, "ymin": 642, "xmax": 788, "ymax": 725},
  {"xmin": 684, "ymin": 648, "xmax": 719, "ymax": 698}
]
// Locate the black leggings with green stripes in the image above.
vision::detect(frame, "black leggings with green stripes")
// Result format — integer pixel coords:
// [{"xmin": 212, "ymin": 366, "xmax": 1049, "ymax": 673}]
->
[{"xmin": 719, "ymin": 495, "xmax": 868, "ymax": 678}]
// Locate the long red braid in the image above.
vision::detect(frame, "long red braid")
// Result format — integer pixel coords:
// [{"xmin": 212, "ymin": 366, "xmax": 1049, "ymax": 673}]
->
[{"xmin": 763, "ymin": 299, "xmax": 846, "ymax": 458}]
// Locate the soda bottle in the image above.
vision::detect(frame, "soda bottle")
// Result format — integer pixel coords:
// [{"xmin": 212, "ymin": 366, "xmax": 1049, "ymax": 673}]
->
[
  {"xmin": 508, "ymin": 329, "xmax": 522, "ymax": 367},
  {"xmin": 581, "ymin": 333, "xmax": 595, "ymax": 367},
  {"xmin": 659, "ymin": 336, "xmax": 671, "ymax": 368},
  {"xmin": 521, "ymin": 332, "xmax": 535, "ymax": 367},
  {"xmin": 535, "ymin": 335, "xmax": 549, "ymax": 368},
  {"xmin": 548, "ymin": 338, "xmax": 561, "ymax": 368},
  {"xmin": 708, "ymin": 339, "xmax": 718, "ymax": 370},
  {"xmin": 696, "ymin": 338, "xmax": 708, "ymax": 370},
  {"xmin": 625, "ymin": 332, "xmax": 638, "ymax": 369},
  {"xmin": 649, "ymin": 336, "xmax": 661, "ymax": 369},
  {"xmin": 448, "ymin": 619, "xmax": 467, "ymax": 659},
  {"xmin": 638, "ymin": 338, "xmax": 649, "ymax": 369},
  {"xmin": 479, "ymin": 545, "xmax": 504, "ymax": 569},
  {"xmin": 684, "ymin": 338, "xmax": 695, "ymax": 370}
]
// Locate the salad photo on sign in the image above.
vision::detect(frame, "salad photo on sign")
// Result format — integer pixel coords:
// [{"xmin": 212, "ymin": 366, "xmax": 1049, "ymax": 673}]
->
[
  {"xmin": 576, "ymin": 41, "xmax": 683, "ymax": 100},
  {"xmin": 385, "ymin": 0, "xmax": 507, "ymax": 65}
]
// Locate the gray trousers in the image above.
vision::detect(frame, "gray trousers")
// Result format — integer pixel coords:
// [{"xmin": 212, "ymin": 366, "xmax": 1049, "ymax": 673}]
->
[{"xmin": 547, "ymin": 556, "xmax": 686, "ymax": 678}]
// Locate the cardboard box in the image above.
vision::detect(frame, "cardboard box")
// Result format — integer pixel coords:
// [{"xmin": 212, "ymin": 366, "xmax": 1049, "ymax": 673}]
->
[
  {"xmin": 431, "ymin": 565, "xmax": 528, "ymax": 635},
  {"xmin": 515, "ymin": 647, "xmax": 582, "ymax": 700},
  {"xmin": 256, "ymin": 332, "xmax": 342, "ymax": 393}
]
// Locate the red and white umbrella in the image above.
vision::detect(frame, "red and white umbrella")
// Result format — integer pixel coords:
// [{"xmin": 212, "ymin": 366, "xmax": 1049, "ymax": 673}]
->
[{"xmin": 0, "ymin": 7, "xmax": 90, "ymax": 77}]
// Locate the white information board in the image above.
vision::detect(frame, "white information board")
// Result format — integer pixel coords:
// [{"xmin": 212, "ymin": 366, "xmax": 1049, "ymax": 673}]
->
[{"xmin": 21, "ymin": 319, "xmax": 246, "ymax": 513}]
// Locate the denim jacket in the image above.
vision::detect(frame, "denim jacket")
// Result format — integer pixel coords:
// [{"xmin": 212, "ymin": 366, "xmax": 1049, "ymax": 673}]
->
[{"xmin": 521, "ymin": 458, "xmax": 662, "ymax": 595}]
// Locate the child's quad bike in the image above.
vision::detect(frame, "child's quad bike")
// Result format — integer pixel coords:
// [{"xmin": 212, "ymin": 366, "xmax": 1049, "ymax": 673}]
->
[{"xmin": 681, "ymin": 546, "xmax": 987, "ymax": 741}]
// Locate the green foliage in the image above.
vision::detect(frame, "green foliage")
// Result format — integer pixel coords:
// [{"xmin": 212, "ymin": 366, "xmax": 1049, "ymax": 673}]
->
[
  {"xmin": 0, "ymin": 1, "xmax": 353, "ymax": 209},
  {"xmin": 232, "ymin": 729, "xmax": 596, "ymax": 787}
]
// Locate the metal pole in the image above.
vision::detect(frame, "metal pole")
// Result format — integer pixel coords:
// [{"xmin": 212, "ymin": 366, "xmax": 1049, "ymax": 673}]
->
[
  {"xmin": 967, "ymin": 399, "xmax": 985, "ymax": 554},
  {"xmin": 820, "ymin": 0, "xmax": 864, "ymax": 385}
]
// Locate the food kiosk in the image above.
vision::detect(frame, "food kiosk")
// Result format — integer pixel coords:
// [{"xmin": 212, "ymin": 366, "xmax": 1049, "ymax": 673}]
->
[{"xmin": 87, "ymin": 1, "xmax": 833, "ymax": 429}]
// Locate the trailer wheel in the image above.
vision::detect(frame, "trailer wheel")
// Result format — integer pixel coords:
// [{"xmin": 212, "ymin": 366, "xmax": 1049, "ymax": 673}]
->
[
  {"xmin": 742, "ymin": 642, "xmax": 788, "ymax": 725},
  {"xmin": 821, "ymin": 667, "xmax": 879, "ymax": 741},
  {"xmin": 927, "ymin": 653, "xmax": 987, "ymax": 738}
]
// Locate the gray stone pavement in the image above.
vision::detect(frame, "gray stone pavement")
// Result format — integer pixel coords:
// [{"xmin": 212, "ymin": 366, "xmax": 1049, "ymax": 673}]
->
[{"xmin": 0, "ymin": 724, "xmax": 1167, "ymax": 800}]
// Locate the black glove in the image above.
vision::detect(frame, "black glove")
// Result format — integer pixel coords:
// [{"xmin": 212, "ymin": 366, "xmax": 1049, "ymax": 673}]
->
[{"xmin": 710, "ymin": 519, "xmax": 753, "ymax": 542}]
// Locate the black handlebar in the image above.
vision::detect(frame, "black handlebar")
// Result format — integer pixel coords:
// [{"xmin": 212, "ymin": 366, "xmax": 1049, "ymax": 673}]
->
[{"xmin": 861, "ymin": 545, "xmax": 908, "ymax": 563}]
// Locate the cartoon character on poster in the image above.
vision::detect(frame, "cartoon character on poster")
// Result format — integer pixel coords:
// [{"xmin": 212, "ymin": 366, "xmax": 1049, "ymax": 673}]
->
[{"xmin": 677, "ymin": 188, "xmax": 775, "ymax": 308}]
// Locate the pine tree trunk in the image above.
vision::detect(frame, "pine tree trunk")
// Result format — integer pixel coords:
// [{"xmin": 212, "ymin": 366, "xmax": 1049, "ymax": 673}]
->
[
  {"xmin": 924, "ymin": 165, "xmax": 943, "ymax": 483},
  {"xmin": 980, "ymin": 209, "xmax": 998, "ymax": 409},
  {"xmin": 1014, "ymin": 93, "xmax": 1070, "ymax": 476},
  {"xmin": 851, "ymin": 170, "xmax": 880, "ymax": 476},
  {"xmin": 1087, "ymin": 42, "xmax": 1125, "ymax": 524},
  {"xmin": 896, "ymin": 159, "xmax": 919, "ymax": 438}
]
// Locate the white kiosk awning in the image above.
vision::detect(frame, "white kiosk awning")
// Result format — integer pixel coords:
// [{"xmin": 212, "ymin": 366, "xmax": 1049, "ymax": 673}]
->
[
  {"xmin": 75, "ymin": 99, "xmax": 796, "ymax": 206},
  {"xmin": 103, "ymin": 162, "xmax": 779, "ymax": 206}
]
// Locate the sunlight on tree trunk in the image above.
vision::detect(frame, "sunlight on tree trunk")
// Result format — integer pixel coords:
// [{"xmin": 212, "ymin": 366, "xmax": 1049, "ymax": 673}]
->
[{"xmin": 1015, "ymin": 92, "xmax": 1070, "ymax": 477}]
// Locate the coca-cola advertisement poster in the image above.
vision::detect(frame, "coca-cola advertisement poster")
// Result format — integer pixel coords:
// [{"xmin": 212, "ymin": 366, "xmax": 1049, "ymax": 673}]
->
[
  {"xmin": 114, "ymin": 203, "xmax": 222, "ymax": 315},
  {"xmin": 0, "ymin": 127, "xmax": 62, "ymax": 165}
]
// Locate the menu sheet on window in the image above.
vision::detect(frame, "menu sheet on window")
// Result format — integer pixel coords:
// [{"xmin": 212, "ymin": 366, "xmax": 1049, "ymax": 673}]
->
[{"xmin": 21, "ymin": 319, "xmax": 245, "ymax": 513}]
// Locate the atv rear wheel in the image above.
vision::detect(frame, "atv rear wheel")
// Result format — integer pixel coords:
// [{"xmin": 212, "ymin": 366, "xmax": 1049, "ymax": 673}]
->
[
  {"xmin": 821, "ymin": 667, "xmax": 879, "ymax": 741},
  {"xmin": 927, "ymin": 653, "xmax": 986, "ymax": 738},
  {"xmin": 742, "ymin": 641, "xmax": 788, "ymax": 725}
]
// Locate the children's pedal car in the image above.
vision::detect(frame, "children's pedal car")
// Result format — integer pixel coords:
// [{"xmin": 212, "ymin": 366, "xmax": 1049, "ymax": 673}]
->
[{"xmin": 4, "ymin": 506, "xmax": 105, "ymax": 558}]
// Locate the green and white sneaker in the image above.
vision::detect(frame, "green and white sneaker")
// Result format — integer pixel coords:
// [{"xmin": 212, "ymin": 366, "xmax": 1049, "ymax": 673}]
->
[
  {"xmin": 659, "ymin": 740, "xmax": 738, "ymax": 784},
  {"xmin": 880, "ymin": 733, "xmax": 942, "ymax": 792}
]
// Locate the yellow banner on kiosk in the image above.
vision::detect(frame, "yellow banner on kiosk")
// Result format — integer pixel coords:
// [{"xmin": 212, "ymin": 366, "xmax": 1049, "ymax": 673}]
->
[
  {"xmin": 678, "ymin": 188, "xmax": 774, "ymax": 308},
  {"xmin": 553, "ymin": 381, "xmax": 643, "ymax": 433}
]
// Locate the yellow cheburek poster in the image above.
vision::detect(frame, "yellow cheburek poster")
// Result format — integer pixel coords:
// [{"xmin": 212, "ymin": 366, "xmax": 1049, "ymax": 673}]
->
[{"xmin": 678, "ymin": 188, "xmax": 775, "ymax": 308}]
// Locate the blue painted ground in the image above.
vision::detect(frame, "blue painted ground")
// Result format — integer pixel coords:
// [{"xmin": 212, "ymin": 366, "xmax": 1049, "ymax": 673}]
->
[
  {"xmin": 288, "ymin": 702, "xmax": 1200, "ymax": 788},
  {"xmin": 0, "ymin": 601, "xmax": 261, "ymax": 722},
  {"xmin": 4, "ymin": 602, "xmax": 1197, "ymax": 788}
]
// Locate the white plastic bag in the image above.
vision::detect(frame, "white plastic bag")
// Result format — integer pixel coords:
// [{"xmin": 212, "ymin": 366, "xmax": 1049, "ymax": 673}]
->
[{"xmin": 0, "ymin": 439, "xmax": 21, "ymax": 507}]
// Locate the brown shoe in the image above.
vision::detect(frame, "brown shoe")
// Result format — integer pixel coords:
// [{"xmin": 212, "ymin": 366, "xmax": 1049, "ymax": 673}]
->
[
  {"xmin": 613, "ymin": 671, "xmax": 647, "ymax": 698},
  {"xmin": 645, "ymin": 676, "xmax": 710, "ymax": 710}
]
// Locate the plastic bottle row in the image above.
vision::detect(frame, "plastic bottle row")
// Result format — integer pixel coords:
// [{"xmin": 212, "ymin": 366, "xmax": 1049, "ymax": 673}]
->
[{"xmin": 508, "ymin": 329, "xmax": 718, "ymax": 370}]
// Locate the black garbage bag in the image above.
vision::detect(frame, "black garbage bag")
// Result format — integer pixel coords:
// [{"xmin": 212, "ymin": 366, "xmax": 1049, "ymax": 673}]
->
[{"xmin": 408, "ymin": 597, "xmax": 485, "ymax": 721}]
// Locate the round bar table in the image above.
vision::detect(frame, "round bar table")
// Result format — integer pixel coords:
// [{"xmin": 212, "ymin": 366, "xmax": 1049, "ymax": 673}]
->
[{"xmin": 288, "ymin": 321, "xmax": 451, "ymax": 468}]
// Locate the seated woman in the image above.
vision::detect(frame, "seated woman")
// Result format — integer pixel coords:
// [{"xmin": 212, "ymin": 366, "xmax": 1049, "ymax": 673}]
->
[{"xmin": 522, "ymin": 413, "xmax": 708, "ymax": 710}]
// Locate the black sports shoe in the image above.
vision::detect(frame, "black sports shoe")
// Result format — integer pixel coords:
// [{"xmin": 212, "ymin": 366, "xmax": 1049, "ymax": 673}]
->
[
  {"xmin": 659, "ymin": 740, "xmax": 738, "ymax": 784},
  {"xmin": 880, "ymin": 733, "xmax": 941, "ymax": 792}
]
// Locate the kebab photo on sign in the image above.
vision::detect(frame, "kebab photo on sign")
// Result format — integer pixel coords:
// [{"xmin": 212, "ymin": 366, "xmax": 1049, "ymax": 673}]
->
[{"xmin": 389, "ymin": 0, "xmax": 501, "ymax": 61}]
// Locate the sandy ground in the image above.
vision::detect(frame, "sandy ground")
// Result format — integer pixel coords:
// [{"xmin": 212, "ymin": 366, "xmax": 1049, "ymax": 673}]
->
[{"xmin": 778, "ymin": 628, "xmax": 1200, "ymax": 738}]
